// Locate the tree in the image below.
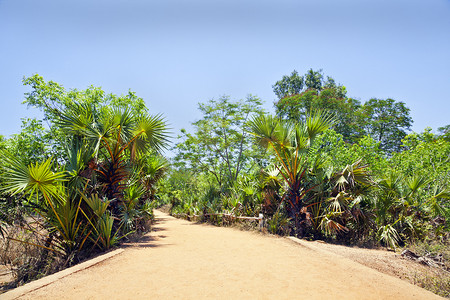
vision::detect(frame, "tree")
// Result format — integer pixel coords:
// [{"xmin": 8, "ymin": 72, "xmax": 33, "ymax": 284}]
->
[
  {"xmin": 391, "ymin": 129, "xmax": 450, "ymax": 186},
  {"xmin": 309, "ymin": 129, "xmax": 388, "ymax": 176},
  {"xmin": 0, "ymin": 75, "xmax": 171, "ymax": 281},
  {"xmin": 173, "ymin": 95, "xmax": 265, "ymax": 188},
  {"xmin": 273, "ymin": 69, "xmax": 361, "ymax": 142},
  {"xmin": 7, "ymin": 118, "xmax": 51, "ymax": 165},
  {"xmin": 54, "ymin": 100, "xmax": 170, "ymax": 207},
  {"xmin": 304, "ymin": 68, "xmax": 324, "ymax": 90},
  {"xmin": 309, "ymin": 88, "xmax": 361, "ymax": 142},
  {"xmin": 272, "ymin": 70, "xmax": 304, "ymax": 100},
  {"xmin": 358, "ymin": 98, "xmax": 412, "ymax": 153},
  {"xmin": 272, "ymin": 69, "xmax": 326, "ymax": 99},
  {"xmin": 249, "ymin": 111, "xmax": 335, "ymax": 236},
  {"xmin": 22, "ymin": 74, "xmax": 149, "ymax": 158},
  {"xmin": 274, "ymin": 89, "xmax": 315, "ymax": 122},
  {"xmin": 0, "ymin": 135, "xmax": 7, "ymax": 151},
  {"xmin": 438, "ymin": 124, "xmax": 450, "ymax": 141},
  {"xmin": 12, "ymin": 74, "xmax": 170, "ymax": 226}
]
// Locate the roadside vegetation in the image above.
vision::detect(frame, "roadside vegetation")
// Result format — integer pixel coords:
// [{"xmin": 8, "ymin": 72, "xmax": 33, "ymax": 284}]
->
[
  {"xmin": 1, "ymin": 70, "xmax": 449, "ymax": 296},
  {"xmin": 0, "ymin": 75, "xmax": 169, "ymax": 290},
  {"xmin": 164, "ymin": 70, "xmax": 449, "ymax": 296}
]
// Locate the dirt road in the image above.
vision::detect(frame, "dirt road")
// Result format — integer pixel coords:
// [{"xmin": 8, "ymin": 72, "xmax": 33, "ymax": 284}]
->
[{"xmin": 3, "ymin": 210, "xmax": 441, "ymax": 299}]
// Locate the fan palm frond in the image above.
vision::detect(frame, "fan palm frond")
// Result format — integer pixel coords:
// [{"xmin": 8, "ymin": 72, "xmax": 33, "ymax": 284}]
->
[
  {"xmin": 334, "ymin": 159, "xmax": 373, "ymax": 191},
  {"xmin": 132, "ymin": 114, "xmax": 170, "ymax": 154},
  {"xmin": 306, "ymin": 110, "xmax": 335, "ymax": 141},
  {"xmin": 1, "ymin": 152, "xmax": 66, "ymax": 203},
  {"xmin": 405, "ymin": 174, "xmax": 428, "ymax": 196}
]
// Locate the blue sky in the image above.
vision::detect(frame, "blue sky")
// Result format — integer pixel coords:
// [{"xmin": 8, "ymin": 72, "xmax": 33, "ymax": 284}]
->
[{"xmin": 1, "ymin": 0, "xmax": 449, "ymax": 142}]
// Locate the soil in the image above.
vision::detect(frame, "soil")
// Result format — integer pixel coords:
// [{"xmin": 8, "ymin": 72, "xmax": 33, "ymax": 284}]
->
[
  {"xmin": 0, "ymin": 265, "xmax": 13, "ymax": 287},
  {"xmin": 1, "ymin": 210, "xmax": 443, "ymax": 299},
  {"xmin": 294, "ymin": 238, "xmax": 436, "ymax": 283}
]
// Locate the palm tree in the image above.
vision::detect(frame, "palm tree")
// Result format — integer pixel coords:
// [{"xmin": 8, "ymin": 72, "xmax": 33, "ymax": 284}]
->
[
  {"xmin": 315, "ymin": 160, "xmax": 374, "ymax": 240},
  {"xmin": 138, "ymin": 153, "xmax": 169, "ymax": 201},
  {"xmin": 1, "ymin": 100, "xmax": 170, "ymax": 253},
  {"xmin": 249, "ymin": 111, "xmax": 334, "ymax": 236},
  {"xmin": 373, "ymin": 172, "xmax": 450, "ymax": 248},
  {"xmin": 55, "ymin": 102, "xmax": 170, "ymax": 206}
]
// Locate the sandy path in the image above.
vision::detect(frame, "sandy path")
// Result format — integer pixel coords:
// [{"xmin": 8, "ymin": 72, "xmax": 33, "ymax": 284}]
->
[{"xmin": 6, "ymin": 210, "xmax": 441, "ymax": 299}]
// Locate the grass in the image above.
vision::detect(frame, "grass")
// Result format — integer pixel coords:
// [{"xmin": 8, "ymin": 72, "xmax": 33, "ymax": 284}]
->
[
  {"xmin": 405, "ymin": 240, "xmax": 450, "ymax": 298},
  {"xmin": 412, "ymin": 270, "xmax": 450, "ymax": 298},
  {"xmin": 0, "ymin": 224, "xmax": 63, "ymax": 292}
]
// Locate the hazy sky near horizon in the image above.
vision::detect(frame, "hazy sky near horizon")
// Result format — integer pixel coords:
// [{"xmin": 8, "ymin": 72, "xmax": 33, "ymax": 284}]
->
[{"xmin": 1, "ymin": 0, "xmax": 449, "ymax": 142}]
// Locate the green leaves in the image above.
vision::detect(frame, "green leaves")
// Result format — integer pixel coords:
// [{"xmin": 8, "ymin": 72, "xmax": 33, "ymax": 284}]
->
[
  {"xmin": 273, "ymin": 69, "xmax": 360, "ymax": 143},
  {"xmin": 1, "ymin": 152, "xmax": 66, "ymax": 202},
  {"xmin": 133, "ymin": 114, "xmax": 170, "ymax": 154},
  {"xmin": 272, "ymin": 70, "xmax": 304, "ymax": 99},
  {"xmin": 0, "ymin": 152, "xmax": 96, "ymax": 254},
  {"xmin": 96, "ymin": 213, "xmax": 119, "ymax": 250},
  {"xmin": 333, "ymin": 159, "xmax": 373, "ymax": 191},
  {"xmin": 0, "ymin": 75, "xmax": 173, "ymax": 280},
  {"xmin": 250, "ymin": 111, "xmax": 334, "ymax": 167},
  {"xmin": 174, "ymin": 95, "xmax": 264, "ymax": 187},
  {"xmin": 83, "ymin": 194, "xmax": 110, "ymax": 218},
  {"xmin": 55, "ymin": 102, "xmax": 97, "ymax": 137},
  {"xmin": 359, "ymin": 98, "xmax": 413, "ymax": 153},
  {"xmin": 249, "ymin": 110, "xmax": 335, "ymax": 236},
  {"xmin": 273, "ymin": 70, "xmax": 414, "ymax": 149},
  {"xmin": 306, "ymin": 110, "xmax": 335, "ymax": 140},
  {"xmin": 427, "ymin": 187, "xmax": 450, "ymax": 218},
  {"xmin": 248, "ymin": 114, "xmax": 286, "ymax": 149}
]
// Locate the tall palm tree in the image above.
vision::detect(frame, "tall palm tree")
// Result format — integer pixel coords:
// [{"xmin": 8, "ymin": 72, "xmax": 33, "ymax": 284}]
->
[{"xmin": 249, "ymin": 111, "xmax": 334, "ymax": 236}]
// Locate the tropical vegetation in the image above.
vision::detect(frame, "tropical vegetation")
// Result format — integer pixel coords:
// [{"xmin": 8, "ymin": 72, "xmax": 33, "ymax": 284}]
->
[
  {"xmin": 0, "ymin": 75, "xmax": 169, "ymax": 288},
  {"xmin": 1, "ymin": 70, "xmax": 449, "ymax": 296},
  {"xmin": 168, "ymin": 70, "xmax": 449, "ymax": 252}
]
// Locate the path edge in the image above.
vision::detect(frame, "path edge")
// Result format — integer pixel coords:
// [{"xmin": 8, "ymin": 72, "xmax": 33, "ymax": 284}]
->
[
  {"xmin": 1, "ymin": 249, "xmax": 124, "ymax": 300},
  {"xmin": 287, "ymin": 236, "xmax": 444, "ymax": 299}
]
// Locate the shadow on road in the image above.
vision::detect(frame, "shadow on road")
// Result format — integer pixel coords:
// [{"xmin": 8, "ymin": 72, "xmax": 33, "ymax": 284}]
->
[
  {"xmin": 151, "ymin": 226, "xmax": 167, "ymax": 232},
  {"xmin": 121, "ymin": 226, "xmax": 171, "ymax": 249}
]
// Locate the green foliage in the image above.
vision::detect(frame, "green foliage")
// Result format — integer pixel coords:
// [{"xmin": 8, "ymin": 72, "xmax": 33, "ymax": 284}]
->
[
  {"xmin": 95, "ymin": 213, "xmax": 120, "ymax": 250},
  {"xmin": 389, "ymin": 130, "xmax": 450, "ymax": 226},
  {"xmin": 437, "ymin": 124, "xmax": 450, "ymax": 141},
  {"xmin": 272, "ymin": 70, "xmax": 304, "ymax": 99},
  {"xmin": 2, "ymin": 70, "xmax": 450, "ymax": 292},
  {"xmin": 174, "ymin": 95, "xmax": 265, "ymax": 188},
  {"xmin": 267, "ymin": 209, "xmax": 290, "ymax": 235},
  {"xmin": 1, "ymin": 153, "xmax": 66, "ymax": 204},
  {"xmin": 274, "ymin": 70, "xmax": 359, "ymax": 143},
  {"xmin": 0, "ymin": 153, "xmax": 89, "ymax": 255},
  {"xmin": 273, "ymin": 70, "xmax": 413, "ymax": 149},
  {"xmin": 83, "ymin": 194, "xmax": 110, "ymax": 218},
  {"xmin": 392, "ymin": 130, "xmax": 450, "ymax": 183},
  {"xmin": 22, "ymin": 74, "xmax": 148, "ymax": 121},
  {"xmin": 359, "ymin": 98, "xmax": 413, "ymax": 153},
  {"xmin": 304, "ymin": 69, "xmax": 324, "ymax": 90},
  {"xmin": 0, "ymin": 75, "xmax": 170, "ymax": 286},
  {"xmin": 159, "ymin": 70, "xmax": 447, "ymax": 270},
  {"xmin": 139, "ymin": 153, "xmax": 169, "ymax": 200},
  {"xmin": 249, "ymin": 111, "xmax": 335, "ymax": 236},
  {"xmin": 307, "ymin": 129, "xmax": 389, "ymax": 179},
  {"xmin": 21, "ymin": 74, "xmax": 154, "ymax": 159},
  {"xmin": 7, "ymin": 118, "xmax": 51, "ymax": 165}
]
